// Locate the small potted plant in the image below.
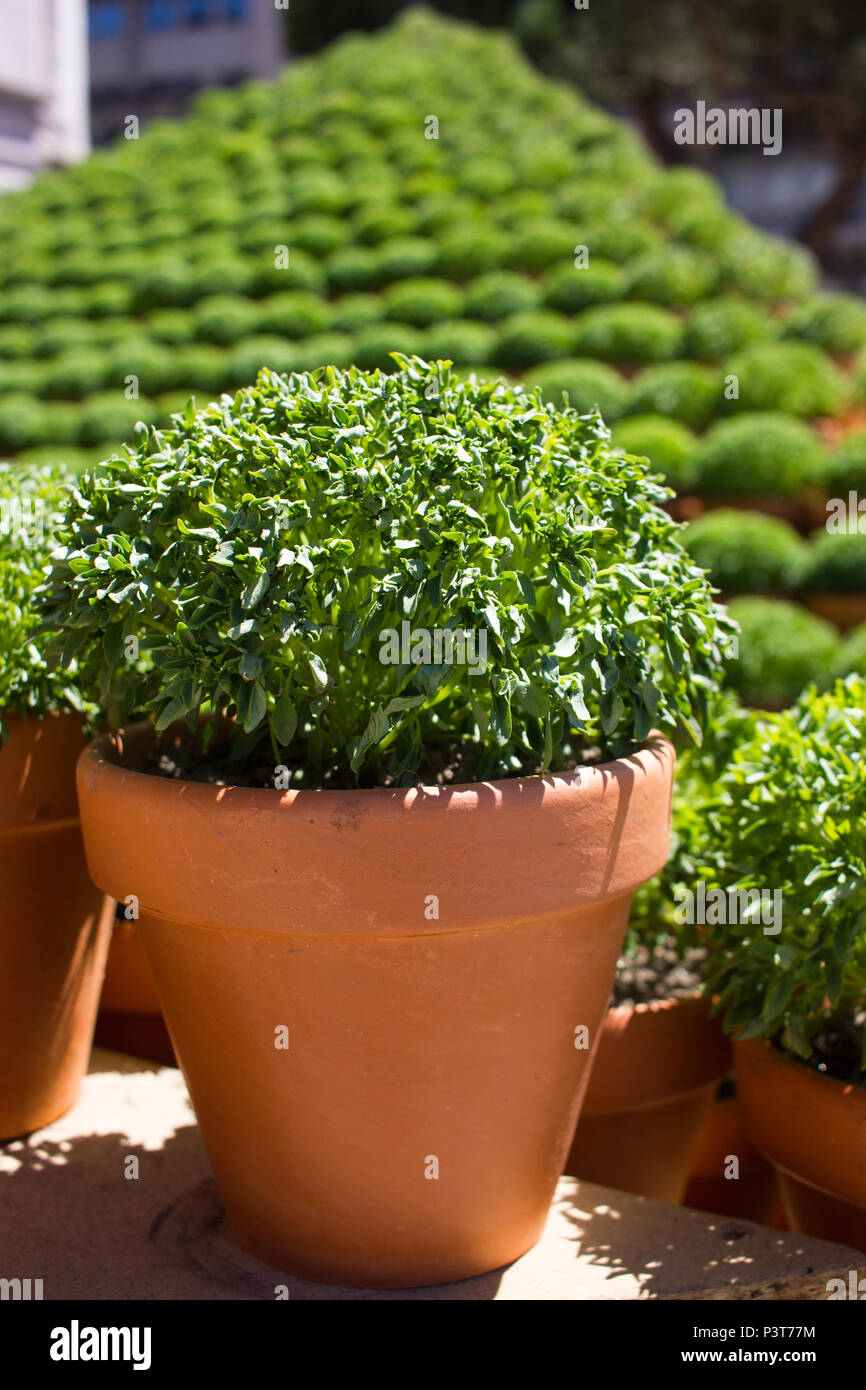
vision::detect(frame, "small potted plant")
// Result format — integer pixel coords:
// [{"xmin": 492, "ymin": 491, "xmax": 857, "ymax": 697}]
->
[
  {"xmin": 724, "ymin": 597, "xmax": 841, "ymax": 709},
  {"xmin": 0, "ymin": 461, "xmax": 111, "ymax": 1139},
  {"xmin": 801, "ymin": 531, "xmax": 866, "ymax": 632},
  {"xmin": 40, "ymin": 358, "xmax": 732, "ymax": 1287},
  {"xmin": 564, "ymin": 692, "xmax": 744, "ymax": 1203},
  {"xmin": 705, "ymin": 675, "xmax": 866, "ymax": 1252}
]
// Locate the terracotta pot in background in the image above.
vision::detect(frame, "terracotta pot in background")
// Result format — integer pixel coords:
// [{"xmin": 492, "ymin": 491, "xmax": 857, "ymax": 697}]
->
[
  {"xmin": 684, "ymin": 1087, "xmax": 785, "ymax": 1228},
  {"xmin": 77, "ymin": 721, "xmax": 674, "ymax": 1288},
  {"xmin": 805, "ymin": 593, "xmax": 866, "ymax": 632},
  {"xmin": 694, "ymin": 494, "xmax": 825, "ymax": 537},
  {"xmin": 735, "ymin": 1038, "xmax": 866, "ymax": 1255},
  {"xmin": 0, "ymin": 713, "xmax": 112, "ymax": 1139},
  {"xmin": 94, "ymin": 913, "xmax": 176, "ymax": 1067},
  {"xmin": 564, "ymin": 994, "xmax": 732, "ymax": 1204}
]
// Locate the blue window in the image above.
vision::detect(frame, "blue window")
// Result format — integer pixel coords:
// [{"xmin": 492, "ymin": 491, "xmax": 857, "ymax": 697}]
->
[
  {"xmin": 143, "ymin": 0, "xmax": 247, "ymax": 28},
  {"xmin": 89, "ymin": 2, "xmax": 127, "ymax": 39},
  {"xmin": 145, "ymin": 1, "xmax": 174, "ymax": 29}
]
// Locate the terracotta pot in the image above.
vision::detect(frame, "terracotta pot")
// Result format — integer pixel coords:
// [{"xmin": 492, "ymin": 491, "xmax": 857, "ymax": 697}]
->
[
  {"xmin": 805, "ymin": 593, "xmax": 866, "ymax": 632},
  {"xmin": 77, "ymin": 720, "xmax": 674, "ymax": 1288},
  {"xmin": 694, "ymin": 494, "xmax": 825, "ymax": 537},
  {"xmin": 0, "ymin": 713, "xmax": 112, "ymax": 1139},
  {"xmin": 735, "ymin": 1039, "xmax": 866, "ymax": 1255},
  {"xmin": 95, "ymin": 913, "xmax": 176, "ymax": 1067},
  {"xmin": 684, "ymin": 1090, "xmax": 785, "ymax": 1227},
  {"xmin": 564, "ymin": 994, "xmax": 732, "ymax": 1204}
]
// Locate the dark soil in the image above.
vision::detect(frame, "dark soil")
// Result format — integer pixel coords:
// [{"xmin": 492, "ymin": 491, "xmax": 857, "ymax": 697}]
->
[
  {"xmin": 798, "ymin": 1009, "xmax": 866, "ymax": 1086},
  {"xmin": 144, "ymin": 742, "xmax": 286, "ymax": 789},
  {"xmin": 140, "ymin": 736, "xmax": 607, "ymax": 791},
  {"xmin": 611, "ymin": 933, "xmax": 707, "ymax": 1009}
]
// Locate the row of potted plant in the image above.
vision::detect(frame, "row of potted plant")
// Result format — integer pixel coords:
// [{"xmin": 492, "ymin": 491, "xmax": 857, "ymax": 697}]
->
[
  {"xmin": 0, "ymin": 8, "xmax": 857, "ymax": 507},
  {"xmin": 564, "ymin": 673, "xmax": 866, "ymax": 1255},
  {"xmin": 4, "ymin": 355, "xmax": 865, "ymax": 1281},
  {"xmin": 4, "ymin": 357, "xmax": 733, "ymax": 1286}
]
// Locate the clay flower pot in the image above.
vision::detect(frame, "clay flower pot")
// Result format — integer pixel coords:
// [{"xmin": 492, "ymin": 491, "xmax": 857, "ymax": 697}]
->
[
  {"xmin": 735, "ymin": 1038, "xmax": 866, "ymax": 1255},
  {"xmin": 564, "ymin": 994, "xmax": 732, "ymax": 1203},
  {"xmin": 95, "ymin": 914, "xmax": 176, "ymax": 1067},
  {"xmin": 684, "ymin": 1089, "xmax": 784, "ymax": 1227},
  {"xmin": 77, "ymin": 721, "xmax": 674, "ymax": 1288},
  {"xmin": 805, "ymin": 593, "xmax": 866, "ymax": 632},
  {"xmin": 0, "ymin": 712, "xmax": 112, "ymax": 1139},
  {"xmin": 695, "ymin": 495, "xmax": 824, "ymax": 537}
]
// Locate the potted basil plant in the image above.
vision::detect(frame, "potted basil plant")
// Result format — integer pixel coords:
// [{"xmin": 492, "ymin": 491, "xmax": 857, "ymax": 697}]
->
[
  {"xmin": 0, "ymin": 461, "xmax": 111, "ymax": 1139},
  {"xmin": 39, "ymin": 358, "xmax": 733, "ymax": 1287},
  {"xmin": 564, "ymin": 691, "xmax": 747, "ymax": 1203},
  {"xmin": 705, "ymin": 675, "xmax": 866, "ymax": 1253}
]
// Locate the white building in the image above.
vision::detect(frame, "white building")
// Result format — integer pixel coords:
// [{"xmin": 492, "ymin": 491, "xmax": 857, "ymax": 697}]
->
[
  {"xmin": 89, "ymin": 0, "xmax": 287, "ymax": 144},
  {"xmin": 0, "ymin": 0, "xmax": 90, "ymax": 192}
]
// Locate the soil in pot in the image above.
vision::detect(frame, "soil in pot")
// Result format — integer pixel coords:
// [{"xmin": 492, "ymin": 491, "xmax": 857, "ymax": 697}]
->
[
  {"xmin": 563, "ymin": 935, "xmax": 732, "ymax": 1204},
  {"xmin": 0, "ymin": 713, "xmax": 112, "ymax": 1139},
  {"xmin": 735, "ymin": 1022, "xmax": 866, "ymax": 1255},
  {"xmin": 77, "ymin": 720, "xmax": 675, "ymax": 1288}
]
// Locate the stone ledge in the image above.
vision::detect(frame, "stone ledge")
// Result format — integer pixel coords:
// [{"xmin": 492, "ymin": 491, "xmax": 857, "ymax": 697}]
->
[{"xmin": 0, "ymin": 1048, "xmax": 859, "ymax": 1301}]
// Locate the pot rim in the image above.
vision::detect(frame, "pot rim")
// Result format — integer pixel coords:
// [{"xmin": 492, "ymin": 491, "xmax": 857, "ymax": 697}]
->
[
  {"xmin": 606, "ymin": 991, "xmax": 705, "ymax": 1022},
  {"xmin": 736, "ymin": 1035, "xmax": 866, "ymax": 1103},
  {"xmin": 76, "ymin": 720, "xmax": 676, "ymax": 933},
  {"xmin": 79, "ymin": 717, "xmax": 674, "ymax": 809}
]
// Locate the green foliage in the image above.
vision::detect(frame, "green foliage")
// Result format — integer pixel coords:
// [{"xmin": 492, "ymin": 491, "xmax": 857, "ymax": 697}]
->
[
  {"xmin": 835, "ymin": 623, "xmax": 866, "ymax": 679},
  {"xmin": 506, "ymin": 217, "xmax": 576, "ymax": 272},
  {"xmin": 255, "ymin": 292, "xmax": 331, "ymax": 339},
  {"xmin": 330, "ymin": 293, "xmax": 383, "ymax": 335},
  {"xmin": 0, "ymin": 395, "xmax": 47, "ymax": 452},
  {"xmin": 376, "ymin": 236, "xmax": 437, "ymax": 282},
  {"xmin": 383, "ymin": 278, "xmax": 465, "ymax": 328},
  {"xmin": 725, "ymin": 342, "xmax": 849, "ymax": 418},
  {"xmin": 0, "ymin": 460, "xmax": 89, "ymax": 726},
  {"xmin": 39, "ymin": 358, "xmax": 733, "ymax": 784},
  {"xmin": 611, "ymin": 414, "xmax": 697, "ymax": 491},
  {"xmin": 628, "ymin": 690, "xmax": 753, "ymax": 954},
  {"xmin": 718, "ymin": 231, "xmax": 818, "ymax": 302},
  {"xmin": 573, "ymin": 219, "xmax": 661, "ymax": 264},
  {"xmin": 494, "ymin": 311, "xmax": 575, "ymax": 367},
  {"xmin": 825, "ymin": 430, "xmax": 866, "ymax": 496},
  {"xmin": 683, "ymin": 510, "xmax": 808, "ymax": 594},
  {"xmin": 694, "ymin": 413, "xmax": 826, "ymax": 498},
  {"xmin": 464, "ymin": 271, "xmax": 540, "ymax": 322},
  {"xmin": 705, "ymin": 677, "xmax": 866, "ymax": 1078},
  {"xmin": 724, "ymin": 597, "xmax": 840, "ymax": 707},
  {"xmin": 626, "ymin": 246, "xmax": 717, "ymax": 306},
  {"xmin": 76, "ymin": 393, "xmax": 158, "ymax": 447},
  {"xmin": 626, "ymin": 362, "xmax": 722, "ymax": 430},
  {"xmin": 542, "ymin": 259, "xmax": 625, "ymax": 313},
  {"xmin": 572, "ymin": 304, "xmax": 683, "ymax": 363},
  {"xmin": 193, "ymin": 295, "xmax": 260, "ymax": 347},
  {"xmin": 0, "ymin": 4, "xmax": 859, "ymax": 475},
  {"xmin": 685, "ymin": 298, "xmax": 774, "ymax": 361},
  {"xmin": 436, "ymin": 224, "xmax": 510, "ymax": 279},
  {"xmin": 781, "ymin": 293, "xmax": 866, "ymax": 355},
  {"xmin": 524, "ymin": 358, "xmax": 629, "ymax": 420},
  {"xmin": 802, "ymin": 530, "xmax": 866, "ymax": 595},
  {"xmin": 423, "ymin": 320, "xmax": 497, "ymax": 364}
]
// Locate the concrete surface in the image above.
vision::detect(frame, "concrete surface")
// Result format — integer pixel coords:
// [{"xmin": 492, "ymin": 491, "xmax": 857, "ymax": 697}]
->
[{"xmin": 0, "ymin": 1049, "xmax": 860, "ymax": 1301}]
